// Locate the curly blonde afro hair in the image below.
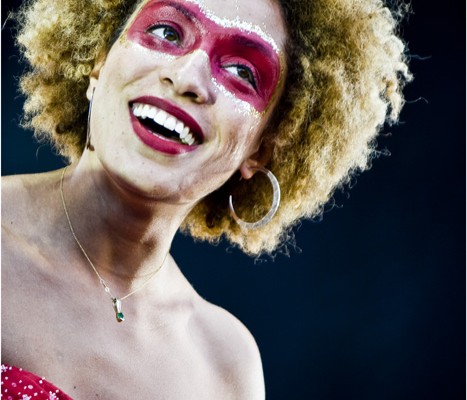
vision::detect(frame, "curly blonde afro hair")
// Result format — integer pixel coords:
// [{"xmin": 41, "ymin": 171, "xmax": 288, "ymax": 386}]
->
[{"xmin": 16, "ymin": 0, "xmax": 411, "ymax": 255}]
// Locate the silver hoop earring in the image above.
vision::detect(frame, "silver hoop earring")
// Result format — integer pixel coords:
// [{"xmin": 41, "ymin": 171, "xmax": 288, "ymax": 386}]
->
[
  {"xmin": 229, "ymin": 166, "xmax": 281, "ymax": 230},
  {"xmin": 85, "ymin": 88, "xmax": 95, "ymax": 150}
]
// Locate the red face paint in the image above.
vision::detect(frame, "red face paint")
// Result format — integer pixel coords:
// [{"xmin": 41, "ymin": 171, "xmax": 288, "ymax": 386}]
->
[{"xmin": 127, "ymin": 0, "xmax": 283, "ymax": 112}]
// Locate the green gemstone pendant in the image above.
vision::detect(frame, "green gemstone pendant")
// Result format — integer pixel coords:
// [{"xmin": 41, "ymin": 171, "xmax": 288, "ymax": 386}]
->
[{"xmin": 112, "ymin": 298, "xmax": 125, "ymax": 323}]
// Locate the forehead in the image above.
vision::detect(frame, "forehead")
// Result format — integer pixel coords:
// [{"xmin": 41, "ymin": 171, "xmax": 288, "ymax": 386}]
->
[{"xmin": 127, "ymin": 0, "xmax": 287, "ymax": 53}]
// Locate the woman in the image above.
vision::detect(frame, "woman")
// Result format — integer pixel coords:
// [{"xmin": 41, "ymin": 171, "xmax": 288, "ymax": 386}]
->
[{"xmin": 2, "ymin": 0, "xmax": 410, "ymax": 398}]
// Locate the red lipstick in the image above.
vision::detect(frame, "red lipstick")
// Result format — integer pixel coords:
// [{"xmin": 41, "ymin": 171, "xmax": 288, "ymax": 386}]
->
[{"xmin": 129, "ymin": 96, "xmax": 204, "ymax": 155}]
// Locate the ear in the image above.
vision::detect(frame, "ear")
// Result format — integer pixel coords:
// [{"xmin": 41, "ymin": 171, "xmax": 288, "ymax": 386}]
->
[
  {"xmin": 239, "ymin": 141, "xmax": 274, "ymax": 179},
  {"xmin": 86, "ymin": 54, "xmax": 107, "ymax": 100}
]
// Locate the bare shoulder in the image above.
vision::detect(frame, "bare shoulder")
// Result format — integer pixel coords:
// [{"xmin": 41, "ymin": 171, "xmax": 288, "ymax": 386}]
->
[
  {"xmin": 3, "ymin": 173, "xmax": 39, "ymax": 222},
  {"xmin": 2, "ymin": 174, "xmax": 35, "ymax": 240},
  {"xmin": 2, "ymin": 173, "xmax": 31, "ymax": 209},
  {"xmin": 190, "ymin": 298, "xmax": 265, "ymax": 399},
  {"xmin": 2, "ymin": 170, "xmax": 60, "ymax": 198},
  {"xmin": 2, "ymin": 170, "xmax": 63, "ymax": 267},
  {"xmin": 2, "ymin": 170, "xmax": 61, "ymax": 227}
]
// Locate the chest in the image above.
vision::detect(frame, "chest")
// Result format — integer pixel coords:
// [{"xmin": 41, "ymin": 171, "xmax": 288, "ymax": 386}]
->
[
  {"xmin": 2, "ymin": 269, "xmax": 226, "ymax": 399},
  {"xmin": 3, "ymin": 299, "xmax": 226, "ymax": 399}
]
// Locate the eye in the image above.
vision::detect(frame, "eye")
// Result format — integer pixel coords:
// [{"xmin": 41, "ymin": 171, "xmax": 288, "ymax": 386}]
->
[
  {"xmin": 148, "ymin": 25, "xmax": 181, "ymax": 44},
  {"xmin": 224, "ymin": 64, "xmax": 257, "ymax": 88}
]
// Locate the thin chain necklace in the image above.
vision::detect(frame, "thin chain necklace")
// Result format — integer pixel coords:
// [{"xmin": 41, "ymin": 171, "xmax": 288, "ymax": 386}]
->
[{"xmin": 60, "ymin": 167, "xmax": 168, "ymax": 323}]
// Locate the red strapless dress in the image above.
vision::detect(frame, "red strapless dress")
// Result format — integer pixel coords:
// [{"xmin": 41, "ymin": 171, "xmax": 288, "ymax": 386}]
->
[{"xmin": 1, "ymin": 364, "xmax": 73, "ymax": 400}]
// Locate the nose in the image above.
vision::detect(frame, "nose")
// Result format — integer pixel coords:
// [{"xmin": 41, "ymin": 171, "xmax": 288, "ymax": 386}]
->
[{"xmin": 160, "ymin": 49, "xmax": 215, "ymax": 104}]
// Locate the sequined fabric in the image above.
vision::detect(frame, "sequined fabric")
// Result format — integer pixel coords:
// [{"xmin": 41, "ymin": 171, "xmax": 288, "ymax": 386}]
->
[{"xmin": 1, "ymin": 364, "xmax": 73, "ymax": 400}]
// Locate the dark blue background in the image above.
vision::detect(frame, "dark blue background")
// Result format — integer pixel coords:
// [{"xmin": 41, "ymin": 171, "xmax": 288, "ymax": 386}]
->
[{"xmin": 2, "ymin": 1, "xmax": 465, "ymax": 399}]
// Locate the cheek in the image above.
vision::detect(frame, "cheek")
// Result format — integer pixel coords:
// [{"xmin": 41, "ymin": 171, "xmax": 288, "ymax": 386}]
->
[
  {"xmin": 211, "ymin": 77, "xmax": 263, "ymax": 126},
  {"xmin": 220, "ymin": 113, "xmax": 264, "ymax": 159},
  {"xmin": 105, "ymin": 42, "xmax": 173, "ymax": 80}
]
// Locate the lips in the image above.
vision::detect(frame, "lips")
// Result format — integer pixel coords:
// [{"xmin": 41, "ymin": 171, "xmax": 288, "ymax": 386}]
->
[{"xmin": 129, "ymin": 96, "xmax": 204, "ymax": 155}]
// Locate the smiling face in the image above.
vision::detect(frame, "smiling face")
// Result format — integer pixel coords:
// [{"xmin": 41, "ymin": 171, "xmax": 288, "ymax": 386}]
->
[{"xmin": 87, "ymin": 0, "xmax": 287, "ymax": 204}]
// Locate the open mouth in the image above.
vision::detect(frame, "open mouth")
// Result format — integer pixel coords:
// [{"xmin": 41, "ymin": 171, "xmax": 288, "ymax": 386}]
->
[{"xmin": 131, "ymin": 103, "xmax": 201, "ymax": 146}]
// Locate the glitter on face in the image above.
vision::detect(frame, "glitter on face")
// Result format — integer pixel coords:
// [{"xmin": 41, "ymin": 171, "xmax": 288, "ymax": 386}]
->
[
  {"xmin": 211, "ymin": 77, "xmax": 259, "ymax": 118},
  {"xmin": 183, "ymin": 0, "xmax": 280, "ymax": 53}
]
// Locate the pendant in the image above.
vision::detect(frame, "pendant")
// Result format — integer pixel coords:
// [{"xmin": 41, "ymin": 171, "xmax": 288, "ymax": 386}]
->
[{"xmin": 112, "ymin": 298, "xmax": 125, "ymax": 323}]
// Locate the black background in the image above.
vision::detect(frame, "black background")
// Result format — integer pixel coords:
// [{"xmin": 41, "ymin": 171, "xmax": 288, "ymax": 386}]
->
[{"xmin": 2, "ymin": 1, "xmax": 465, "ymax": 399}]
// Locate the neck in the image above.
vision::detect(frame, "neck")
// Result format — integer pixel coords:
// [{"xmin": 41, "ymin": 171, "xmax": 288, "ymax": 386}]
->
[{"xmin": 60, "ymin": 155, "xmax": 195, "ymax": 295}]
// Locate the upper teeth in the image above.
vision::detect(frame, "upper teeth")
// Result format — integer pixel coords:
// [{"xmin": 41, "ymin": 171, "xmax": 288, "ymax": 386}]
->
[{"xmin": 132, "ymin": 103, "xmax": 197, "ymax": 146}]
